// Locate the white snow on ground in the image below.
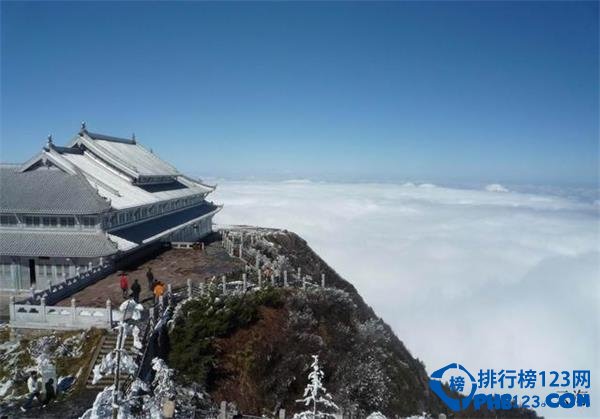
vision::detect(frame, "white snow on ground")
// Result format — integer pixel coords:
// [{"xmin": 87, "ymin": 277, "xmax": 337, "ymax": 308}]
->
[
  {"xmin": 79, "ymin": 385, "xmax": 114, "ymax": 419},
  {"xmin": 0, "ymin": 379, "xmax": 13, "ymax": 398},
  {"xmin": 213, "ymin": 180, "xmax": 600, "ymax": 418}
]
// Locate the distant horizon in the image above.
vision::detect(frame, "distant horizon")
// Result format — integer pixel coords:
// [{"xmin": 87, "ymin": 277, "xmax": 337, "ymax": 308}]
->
[
  {"xmin": 1, "ymin": 1, "xmax": 598, "ymax": 186},
  {"xmin": 2, "ymin": 126, "xmax": 599, "ymax": 190},
  {"xmin": 1, "ymin": 135, "xmax": 599, "ymax": 192}
]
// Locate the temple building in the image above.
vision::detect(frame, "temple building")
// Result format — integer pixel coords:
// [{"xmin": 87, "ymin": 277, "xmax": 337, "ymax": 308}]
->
[{"xmin": 0, "ymin": 124, "xmax": 221, "ymax": 292}]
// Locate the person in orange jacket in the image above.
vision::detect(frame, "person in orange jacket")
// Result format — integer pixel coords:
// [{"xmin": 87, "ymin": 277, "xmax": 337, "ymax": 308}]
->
[
  {"xmin": 119, "ymin": 272, "xmax": 129, "ymax": 299},
  {"xmin": 153, "ymin": 280, "xmax": 165, "ymax": 305}
]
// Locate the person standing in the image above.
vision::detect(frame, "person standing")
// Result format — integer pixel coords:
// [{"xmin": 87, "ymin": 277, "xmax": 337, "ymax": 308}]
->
[
  {"xmin": 21, "ymin": 371, "xmax": 42, "ymax": 411},
  {"xmin": 146, "ymin": 267, "xmax": 154, "ymax": 291},
  {"xmin": 153, "ymin": 280, "xmax": 165, "ymax": 305},
  {"xmin": 43, "ymin": 378, "xmax": 56, "ymax": 406},
  {"xmin": 131, "ymin": 279, "xmax": 141, "ymax": 303},
  {"xmin": 119, "ymin": 272, "xmax": 129, "ymax": 299}
]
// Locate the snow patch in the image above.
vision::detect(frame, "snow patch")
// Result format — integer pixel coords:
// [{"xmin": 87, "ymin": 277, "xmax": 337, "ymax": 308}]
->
[{"xmin": 0, "ymin": 378, "xmax": 14, "ymax": 397}]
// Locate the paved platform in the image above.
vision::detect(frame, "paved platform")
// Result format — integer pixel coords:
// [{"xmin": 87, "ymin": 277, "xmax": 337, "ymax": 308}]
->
[{"xmin": 56, "ymin": 241, "xmax": 245, "ymax": 307}]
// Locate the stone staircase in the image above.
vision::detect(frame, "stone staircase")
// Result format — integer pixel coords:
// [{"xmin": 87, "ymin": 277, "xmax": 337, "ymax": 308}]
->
[{"xmin": 85, "ymin": 332, "xmax": 134, "ymax": 390}]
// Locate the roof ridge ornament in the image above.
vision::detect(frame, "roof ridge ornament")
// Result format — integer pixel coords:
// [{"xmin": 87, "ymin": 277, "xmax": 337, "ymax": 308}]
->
[
  {"xmin": 132, "ymin": 132, "xmax": 136, "ymax": 144},
  {"xmin": 46, "ymin": 134, "xmax": 53, "ymax": 149},
  {"xmin": 80, "ymin": 121, "xmax": 87, "ymax": 135}
]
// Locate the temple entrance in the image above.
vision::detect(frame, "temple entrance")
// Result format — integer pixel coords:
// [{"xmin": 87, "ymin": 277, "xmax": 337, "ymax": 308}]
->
[{"xmin": 28, "ymin": 259, "xmax": 36, "ymax": 286}]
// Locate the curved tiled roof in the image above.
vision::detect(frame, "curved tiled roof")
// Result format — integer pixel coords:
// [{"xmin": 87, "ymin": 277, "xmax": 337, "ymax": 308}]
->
[
  {"xmin": 109, "ymin": 203, "xmax": 219, "ymax": 244},
  {"xmin": 0, "ymin": 231, "xmax": 118, "ymax": 257},
  {"xmin": 80, "ymin": 131, "xmax": 180, "ymax": 178},
  {"xmin": 0, "ymin": 166, "xmax": 111, "ymax": 215}
]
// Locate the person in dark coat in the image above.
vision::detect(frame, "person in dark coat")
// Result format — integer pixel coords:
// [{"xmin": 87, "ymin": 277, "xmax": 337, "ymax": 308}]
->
[
  {"xmin": 43, "ymin": 378, "xmax": 55, "ymax": 406},
  {"xmin": 131, "ymin": 279, "xmax": 141, "ymax": 303},
  {"xmin": 146, "ymin": 267, "xmax": 154, "ymax": 291}
]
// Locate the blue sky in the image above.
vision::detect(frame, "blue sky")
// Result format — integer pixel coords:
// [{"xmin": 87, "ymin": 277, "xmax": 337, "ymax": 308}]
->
[{"xmin": 1, "ymin": 1, "xmax": 598, "ymax": 185}]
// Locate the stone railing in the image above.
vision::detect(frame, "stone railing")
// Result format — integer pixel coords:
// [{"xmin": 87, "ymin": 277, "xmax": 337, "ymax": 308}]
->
[
  {"xmin": 185, "ymin": 269, "xmax": 326, "ymax": 300},
  {"xmin": 24, "ymin": 262, "xmax": 115, "ymax": 306},
  {"xmin": 220, "ymin": 229, "xmax": 326, "ymax": 290},
  {"xmin": 9, "ymin": 297, "xmax": 120, "ymax": 331}
]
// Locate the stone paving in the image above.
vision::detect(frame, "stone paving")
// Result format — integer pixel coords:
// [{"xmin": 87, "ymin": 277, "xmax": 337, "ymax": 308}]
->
[{"xmin": 56, "ymin": 241, "xmax": 245, "ymax": 307}]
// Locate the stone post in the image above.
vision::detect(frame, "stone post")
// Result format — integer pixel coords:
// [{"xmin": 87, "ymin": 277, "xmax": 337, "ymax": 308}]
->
[
  {"xmin": 88, "ymin": 261, "xmax": 93, "ymax": 271},
  {"xmin": 258, "ymin": 270, "xmax": 262, "ymax": 288},
  {"xmin": 219, "ymin": 401, "xmax": 227, "ymax": 419},
  {"xmin": 279, "ymin": 409, "xmax": 286, "ymax": 419},
  {"xmin": 283, "ymin": 271, "xmax": 288, "ymax": 287},
  {"xmin": 302, "ymin": 277, "xmax": 306, "ymax": 290},
  {"xmin": 239, "ymin": 243, "xmax": 243, "ymax": 258},
  {"xmin": 297, "ymin": 267, "xmax": 301, "ymax": 280},
  {"xmin": 159, "ymin": 295, "xmax": 164, "ymax": 308},
  {"xmin": 321, "ymin": 273, "xmax": 325, "ymax": 288},
  {"xmin": 167, "ymin": 283, "xmax": 173, "ymax": 305},
  {"xmin": 439, "ymin": 414, "xmax": 447, "ymax": 419},
  {"xmin": 200, "ymin": 282, "xmax": 205, "ymax": 296},
  {"xmin": 242, "ymin": 273, "xmax": 247, "ymax": 292},
  {"xmin": 222, "ymin": 275, "xmax": 226, "ymax": 294},
  {"xmin": 271, "ymin": 274, "xmax": 275, "ymax": 286},
  {"xmin": 41, "ymin": 297, "xmax": 47, "ymax": 323},
  {"xmin": 71, "ymin": 298, "xmax": 77, "ymax": 327},
  {"xmin": 30, "ymin": 286, "xmax": 35, "ymax": 300},
  {"xmin": 9, "ymin": 296, "xmax": 16, "ymax": 322},
  {"xmin": 106, "ymin": 299, "xmax": 113, "ymax": 327},
  {"xmin": 187, "ymin": 278, "xmax": 192, "ymax": 299},
  {"xmin": 11, "ymin": 263, "xmax": 18, "ymax": 290},
  {"xmin": 201, "ymin": 242, "xmax": 205, "ymax": 251}
]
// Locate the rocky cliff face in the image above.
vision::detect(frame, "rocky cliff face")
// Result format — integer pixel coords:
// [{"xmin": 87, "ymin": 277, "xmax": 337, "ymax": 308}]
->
[
  {"xmin": 169, "ymin": 229, "xmax": 447, "ymax": 417},
  {"xmin": 169, "ymin": 229, "xmax": 539, "ymax": 418}
]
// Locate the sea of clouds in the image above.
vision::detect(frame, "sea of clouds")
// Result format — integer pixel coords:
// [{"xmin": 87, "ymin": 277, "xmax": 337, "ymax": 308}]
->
[{"xmin": 211, "ymin": 180, "xmax": 599, "ymax": 417}]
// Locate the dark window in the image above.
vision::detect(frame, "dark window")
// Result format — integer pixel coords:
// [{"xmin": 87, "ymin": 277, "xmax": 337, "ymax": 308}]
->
[
  {"xmin": 82, "ymin": 217, "xmax": 96, "ymax": 228},
  {"xmin": 59, "ymin": 217, "xmax": 75, "ymax": 228},
  {"xmin": 0, "ymin": 215, "xmax": 17, "ymax": 225},
  {"xmin": 25, "ymin": 216, "xmax": 40, "ymax": 226},
  {"xmin": 42, "ymin": 217, "xmax": 57, "ymax": 227},
  {"xmin": 28, "ymin": 259, "xmax": 36, "ymax": 285}
]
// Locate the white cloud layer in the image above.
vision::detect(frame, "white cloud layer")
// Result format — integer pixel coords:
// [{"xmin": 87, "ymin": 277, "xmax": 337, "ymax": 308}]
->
[
  {"xmin": 212, "ymin": 181, "xmax": 599, "ymax": 418},
  {"xmin": 485, "ymin": 183, "xmax": 509, "ymax": 192}
]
